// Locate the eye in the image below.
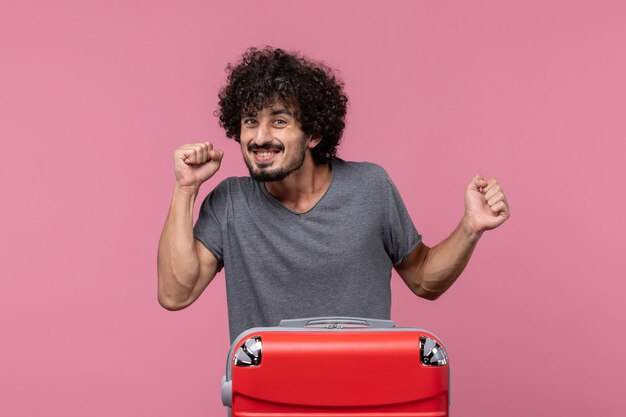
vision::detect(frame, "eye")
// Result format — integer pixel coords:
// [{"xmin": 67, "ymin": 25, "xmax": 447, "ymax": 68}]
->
[
  {"xmin": 273, "ymin": 119, "xmax": 287, "ymax": 126},
  {"xmin": 242, "ymin": 118, "xmax": 257, "ymax": 126}
]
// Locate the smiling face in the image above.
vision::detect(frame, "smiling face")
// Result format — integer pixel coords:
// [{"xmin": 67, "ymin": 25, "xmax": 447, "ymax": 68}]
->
[{"xmin": 240, "ymin": 103, "xmax": 319, "ymax": 182}]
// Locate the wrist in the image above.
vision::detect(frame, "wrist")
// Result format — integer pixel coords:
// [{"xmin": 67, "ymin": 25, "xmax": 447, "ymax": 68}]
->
[
  {"xmin": 174, "ymin": 183, "xmax": 201, "ymax": 197},
  {"xmin": 460, "ymin": 215, "xmax": 483, "ymax": 241}
]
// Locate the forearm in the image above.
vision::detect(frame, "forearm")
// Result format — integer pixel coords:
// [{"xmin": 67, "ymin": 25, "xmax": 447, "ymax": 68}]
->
[
  {"xmin": 157, "ymin": 184, "xmax": 202, "ymax": 308},
  {"xmin": 398, "ymin": 175, "xmax": 509, "ymax": 300},
  {"xmin": 418, "ymin": 217, "xmax": 482, "ymax": 298}
]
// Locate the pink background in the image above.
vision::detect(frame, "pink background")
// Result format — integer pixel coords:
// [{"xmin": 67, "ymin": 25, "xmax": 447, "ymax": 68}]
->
[{"xmin": 1, "ymin": 1, "xmax": 624, "ymax": 416}]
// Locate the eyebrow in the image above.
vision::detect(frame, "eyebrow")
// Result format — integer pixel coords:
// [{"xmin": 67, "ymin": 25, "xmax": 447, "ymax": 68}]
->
[
  {"xmin": 241, "ymin": 108, "xmax": 294, "ymax": 118},
  {"xmin": 270, "ymin": 108, "xmax": 293, "ymax": 116}
]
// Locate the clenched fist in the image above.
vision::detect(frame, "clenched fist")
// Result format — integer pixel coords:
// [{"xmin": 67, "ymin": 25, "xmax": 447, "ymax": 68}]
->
[
  {"xmin": 174, "ymin": 142, "xmax": 224, "ymax": 189},
  {"xmin": 463, "ymin": 175, "xmax": 510, "ymax": 234}
]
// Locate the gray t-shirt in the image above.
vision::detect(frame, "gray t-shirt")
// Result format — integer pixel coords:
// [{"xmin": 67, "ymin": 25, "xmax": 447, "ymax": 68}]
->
[{"xmin": 194, "ymin": 159, "xmax": 421, "ymax": 341}]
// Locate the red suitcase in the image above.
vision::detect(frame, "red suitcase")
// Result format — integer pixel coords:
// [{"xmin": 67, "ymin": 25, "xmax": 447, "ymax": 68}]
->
[{"xmin": 221, "ymin": 317, "xmax": 450, "ymax": 416}]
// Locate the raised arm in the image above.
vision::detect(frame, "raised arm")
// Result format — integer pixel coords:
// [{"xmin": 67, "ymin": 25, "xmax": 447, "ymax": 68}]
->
[
  {"xmin": 395, "ymin": 175, "xmax": 510, "ymax": 300},
  {"xmin": 157, "ymin": 142, "xmax": 224, "ymax": 310}
]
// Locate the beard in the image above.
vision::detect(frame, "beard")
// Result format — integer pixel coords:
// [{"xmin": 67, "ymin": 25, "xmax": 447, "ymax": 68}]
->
[{"xmin": 245, "ymin": 140, "xmax": 307, "ymax": 182}]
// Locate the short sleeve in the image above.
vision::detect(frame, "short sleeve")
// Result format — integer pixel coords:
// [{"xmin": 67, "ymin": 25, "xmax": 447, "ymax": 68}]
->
[
  {"xmin": 193, "ymin": 180, "xmax": 229, "ymax": 266},
  {"xmin": 381, "ymin": 172, "xmax": 422, "ymax": 265}
]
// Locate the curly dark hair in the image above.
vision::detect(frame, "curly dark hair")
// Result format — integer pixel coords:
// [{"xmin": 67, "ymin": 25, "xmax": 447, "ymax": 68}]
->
[{"xmin": 216, "ymin": 47, "xmax": 348, "ymax": 164}]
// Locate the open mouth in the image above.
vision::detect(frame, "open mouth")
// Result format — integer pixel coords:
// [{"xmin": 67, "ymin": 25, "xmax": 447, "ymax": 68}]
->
[
  {"xmin": 252, "ymin": 150, "xmax": 280, "ymax": 164},
  {"xmin": 250, "ymin": 146, "xmax": 283, "ymax": 164}
]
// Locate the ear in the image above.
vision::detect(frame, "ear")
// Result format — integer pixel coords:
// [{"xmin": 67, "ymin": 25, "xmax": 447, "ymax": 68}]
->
[{"xmin": 307, "ymin": 135, "xmax": 322, "ymax": 149}]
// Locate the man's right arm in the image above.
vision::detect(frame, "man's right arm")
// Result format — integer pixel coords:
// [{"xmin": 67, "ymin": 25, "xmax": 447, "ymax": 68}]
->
[{"xmin": 157, "ymin": 142, "xmax": 224, "ymax": 310}]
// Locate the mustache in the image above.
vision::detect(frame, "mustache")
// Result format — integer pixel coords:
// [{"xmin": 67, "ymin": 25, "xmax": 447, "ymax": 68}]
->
[{"xmin": 248, "ymin": 143, "xmax": 284, "ymax": 152}]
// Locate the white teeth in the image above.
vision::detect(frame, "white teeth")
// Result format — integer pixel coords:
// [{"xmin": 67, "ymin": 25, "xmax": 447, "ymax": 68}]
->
[{"xmin": 257, "ymin": 152, "xmax": 275, "ymax": 157}]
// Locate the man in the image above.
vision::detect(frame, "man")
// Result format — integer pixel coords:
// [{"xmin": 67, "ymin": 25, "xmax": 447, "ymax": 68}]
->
[{"xmin": 157, "ymin": 47, "xmax": 510, "ymax": 342}]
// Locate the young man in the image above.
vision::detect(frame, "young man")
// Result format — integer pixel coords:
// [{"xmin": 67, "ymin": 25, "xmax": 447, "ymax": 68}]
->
[{"xmin": 157, "ymin": 47, "xmax": 510, "ymax": 342}]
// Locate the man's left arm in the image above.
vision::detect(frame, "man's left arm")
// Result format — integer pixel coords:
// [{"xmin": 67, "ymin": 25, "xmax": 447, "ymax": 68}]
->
[{"xmin": 395, "ymin": 175, "xmax": 510, "ymax": 300}]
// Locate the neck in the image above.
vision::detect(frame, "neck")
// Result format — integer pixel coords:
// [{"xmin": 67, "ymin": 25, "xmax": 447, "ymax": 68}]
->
[{"xmin": 264, "ymin": 157, "xmax": 332, "ymax": 213}]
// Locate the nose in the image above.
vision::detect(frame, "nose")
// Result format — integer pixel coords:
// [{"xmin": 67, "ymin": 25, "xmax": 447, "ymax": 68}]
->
[{"xmin": 251, "ymin": 121, "xmax": 273, "ymax": 146}]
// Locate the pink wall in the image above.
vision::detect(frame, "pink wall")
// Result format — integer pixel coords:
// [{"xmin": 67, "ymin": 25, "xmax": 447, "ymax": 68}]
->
[{"xmin": 1, "ymin": 1, "xmax": 624, "ymax": 416}]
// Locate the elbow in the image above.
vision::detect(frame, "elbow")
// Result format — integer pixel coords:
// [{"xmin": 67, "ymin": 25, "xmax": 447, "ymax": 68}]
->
[
  {"xmin": 414, "ymin": 284, "xmax": 444, "ymax": 301},
  {"xmin": 158, "ymin": 296, "xmax": 187, "ymax": 311},
  {"xmin": 157, "ymin": 288, "xmax": 193, "ymax": 311},
  {"xmin": 157, "ymin": 268, "xmax": 197, "ymax": 311},
  {"xmin": 420, "ymin": 290, "xmax": 442, "ymax": 301}
]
